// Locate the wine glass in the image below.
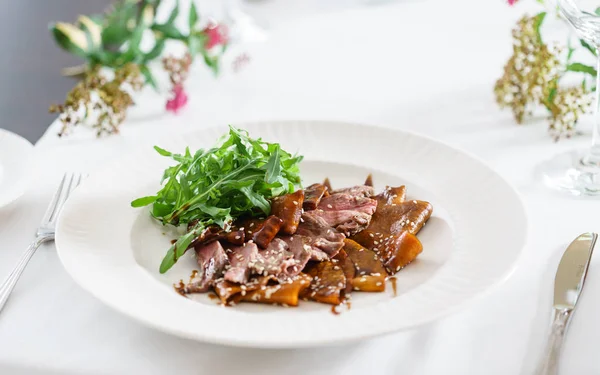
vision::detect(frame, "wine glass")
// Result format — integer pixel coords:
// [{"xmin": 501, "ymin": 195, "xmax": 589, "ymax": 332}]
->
[
  {"xmin": 538, "ymin": 0, "xmax": 600, "ymax": 195},
  {"xmin": 223, "ymin": 0, "xmax": 268, "ymax": 44}
]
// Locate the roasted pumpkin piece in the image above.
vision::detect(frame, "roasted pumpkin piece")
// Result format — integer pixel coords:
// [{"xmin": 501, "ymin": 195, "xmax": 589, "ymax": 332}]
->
[
  {"xmin": 251, "ymin": 215, "xmax": 283, "ymax": 248},
  {"xmin": 213, "ymin": 280, "xmax": 246, "ymax": 305},
  {"xmin": 214, "ymin": 274, "xmax": 312, "ymax": 306},
  {"xmin": 373, "ymin": 185, "xmax": 406, "ymax": 209},
  {"xmin": 270, "ymin": 190, "xmax": 305, "ymax": 234},
  {"xmin": 375, "ymin": 231, "xmax": 423, "ymax": 274},
  {"xmin": 189, "ymin": 225, "xmax": 245, "ymax": 248},
  {"xmin": 342, "ymin": 239, "xmax": 386, "ymax": 292},
  {"xmin": 303, "ymin": 183, "xmax": 328, "ymax": 210},
  {"xmin": 366, "ymin": 198, "xmax": 432, "ymax": 236},
  {"xmin": 302, "ymin": 261, "xmax": 347, "ymax": 305},
  {"xmin": 242, "ymin": 273, "xmax": 312, "ymax": 306},
  {"xmin": 333, "ymin": 249, "xmax": 355, "ymax": 294}
]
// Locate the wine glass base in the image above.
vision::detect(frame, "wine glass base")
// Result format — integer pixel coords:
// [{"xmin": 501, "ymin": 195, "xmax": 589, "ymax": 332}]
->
[{"xmin": 537, "ymin": 149, "xmax": 600, "ymax": 196}]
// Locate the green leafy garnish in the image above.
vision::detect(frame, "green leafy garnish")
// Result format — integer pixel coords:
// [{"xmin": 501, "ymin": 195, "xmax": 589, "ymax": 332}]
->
[{"xmin": 132, "ymin": 126, "xmax": 303, "ymax": 273}]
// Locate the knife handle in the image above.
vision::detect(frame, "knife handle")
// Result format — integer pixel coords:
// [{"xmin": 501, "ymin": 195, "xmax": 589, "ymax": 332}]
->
[{"xmin": 534, "ymin": 309, "xmax": 573, "ymax": 375}]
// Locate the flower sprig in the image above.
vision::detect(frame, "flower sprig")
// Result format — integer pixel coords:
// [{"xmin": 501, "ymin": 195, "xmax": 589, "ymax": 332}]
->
[
  {"xmin": 49, "ymin": 0, "xmax": 228, "ymax": 136},
  {"xmin": 496, "ymin": 1, "xmax": 596, "ymax": 140}
]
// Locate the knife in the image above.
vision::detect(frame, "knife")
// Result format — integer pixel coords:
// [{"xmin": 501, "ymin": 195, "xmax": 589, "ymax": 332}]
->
[{"xmin": 534, "ymin": 232, "xmax": 598, "ymax": 375}]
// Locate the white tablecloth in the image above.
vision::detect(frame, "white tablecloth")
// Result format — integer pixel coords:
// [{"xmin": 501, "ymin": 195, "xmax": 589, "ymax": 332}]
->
[{"xmin": 2, "ymin": 1, "xmax": 600, "ymax": 374}]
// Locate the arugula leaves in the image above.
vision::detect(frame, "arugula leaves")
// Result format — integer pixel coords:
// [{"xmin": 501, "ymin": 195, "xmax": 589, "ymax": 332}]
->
[{"xmin": 132, "ymin": 126, "xmax": 303, "ymax": 273}]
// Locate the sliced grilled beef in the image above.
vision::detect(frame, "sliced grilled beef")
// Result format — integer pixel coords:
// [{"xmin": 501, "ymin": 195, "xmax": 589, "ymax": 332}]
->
[
  {"xmin": 181, "ymin": 241, "xmax": 228, "ymax": 293},
  {"xmin": 310, "ymin": 193, "xmax": 377, "ymax": 236},
  {"xmin": 311, "ymin": 210, "xmax": 372, "ymax": 237},
  {"xmin": 296, "ymin": 212, "xmax": 345, "ymax": 258},
  {"xmin": 250, "ymin": 238, "xmax": 295, "ymax": 278},
  {"xmin": 331, "ymin": 185, "xmax": 374, "ymax": 198},
  {"xmin": 318, "ymin": 193, "xmax": 377, "ymax": 214},
  {"xmin": 279, "ymin": 235, "xmax": 313, "ymax": 275},
  {"xmin": 224, "ymin": 241, "xmax": 258, "ymax": 284},
  {"xmin": 270, "ymin": 190, "xmax": 305, "ymax": 234},
  {"xmin": 303, "ymin": 183, "xmax": 328, "ymax": 211}
]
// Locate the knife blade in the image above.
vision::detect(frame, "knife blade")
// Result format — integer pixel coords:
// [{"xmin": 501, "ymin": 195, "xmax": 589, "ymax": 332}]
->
[
  {"xmin": 535, "ymin": 232, "xmax": 598, "ymax": 375},
  {"xmin": 554, "ymin": 232, "xmax": 598, "ymax": 311}
]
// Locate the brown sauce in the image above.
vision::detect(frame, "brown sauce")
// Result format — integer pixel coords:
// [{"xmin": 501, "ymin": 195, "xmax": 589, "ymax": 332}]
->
[
  {"xmin": 208, "ymin": 293, "xmax": 219, "ymax": 300},
  {"xmin": 388, "ymin": 276, "xmax": 397, "ymax": 297},
  {"xmin": 174, "ymin": 280, "xmax": 186, "ymax": 296},
  {"xmin": 331, "ymin": 305, "xmax": 341, "ymax": 315}
]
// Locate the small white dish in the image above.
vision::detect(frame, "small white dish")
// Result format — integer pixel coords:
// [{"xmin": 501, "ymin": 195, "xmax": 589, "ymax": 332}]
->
[
  {"xmin": 0, "ymin": 129, "xmax": 34, "ymax": 209},
  {"xmin": 55, "ymin": 121, "xmax": 528, "ymax": 348}
]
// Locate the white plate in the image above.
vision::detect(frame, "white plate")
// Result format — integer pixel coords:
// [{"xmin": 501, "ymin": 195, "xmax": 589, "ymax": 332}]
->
[
  {"xmin": 55, "ymin": 121, "xmax": 527, "ymax": 348},
  {"xmin": 0, "ymin": 129, "xmax": 34, "ymax": 209}
]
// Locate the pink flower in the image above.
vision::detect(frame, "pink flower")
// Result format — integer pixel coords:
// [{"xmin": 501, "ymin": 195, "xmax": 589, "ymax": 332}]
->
[
  {"xmin": 203, "ymin": 24, "xmax": 228, "ymax": 49},
  {"xmin": 166, "ymin": 84, "xmax": 188, "ymax": 113},
  {"xmin": 508, "ymin": 0, "xmax": 518, "ymax": 5}
]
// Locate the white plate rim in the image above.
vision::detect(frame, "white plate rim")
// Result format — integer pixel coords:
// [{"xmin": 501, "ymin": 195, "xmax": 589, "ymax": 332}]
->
[{"xmin": 55, "ymin": 120, "xmax": 528, "ymax": 348}]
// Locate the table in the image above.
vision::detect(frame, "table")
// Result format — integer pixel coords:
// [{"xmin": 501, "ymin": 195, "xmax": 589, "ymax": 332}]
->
[{"xmin": 2, "ymin": 1, "xmax": 600, "ymax": 374}]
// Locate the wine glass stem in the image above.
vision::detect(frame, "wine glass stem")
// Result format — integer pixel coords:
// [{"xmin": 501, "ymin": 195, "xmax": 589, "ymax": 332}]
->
[{"xmin": 590, "ymin": 50, "xmax": 600, "ymax": 164}]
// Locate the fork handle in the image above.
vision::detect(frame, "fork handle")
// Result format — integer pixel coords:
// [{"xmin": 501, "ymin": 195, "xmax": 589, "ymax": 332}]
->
[
  {"xmin": 534, "ymin": 308, "xmax": 573, "ymax": 375},
  {"xmin": 0, "ymin": 237, "xmax": 50, "ymax": 313}
]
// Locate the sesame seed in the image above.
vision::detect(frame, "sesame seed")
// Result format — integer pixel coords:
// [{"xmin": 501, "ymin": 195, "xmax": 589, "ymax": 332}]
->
[
  {"xmin": 235, "ymin": 235, "xmax": 241, "ymax": 240},
  {"xmin": 293, "ymin": 201, "xmax": 298, "ymax": 205},
  {"xmin": 360, "ymin": 271, "xmax": 366, "ymax": 275},
  {"xmin": 396, "ymin": 266, "xmax": 401, "ymax": 271},
  {"xmin": 241, "ymin": 290, "xmax": 246, "ymax": 296},
  {"xmin": 371, "ymin": 273, "xmax": 381, "ymax": 276},
  {"xmin": 300, "ymin": 218, "xmax": 304, "ymax": 222},
  {"xmin": 249, "ymin": 223, "xmax": 254, "ymax": 227},
  {"xmin": 239, "ymin": 227, "xmax": 245, "ymax": 231},
  {"xmin": 333, "ymin": 266, "xmax": 340, "ymax": 270},
  {"xmin": 369, "ymin": 233, "xmax": 374, "ymax": 238},
  {"xmin": 327, "ymin": 204, "xmax": 333, "ymax": 209},
  {"xmin": 413, "ymin": 200, "xmax": 417, "ymax": 204},
  {"xmin": 376, "ymin": 282, "xmax": 382, "ymax": 286},
  {"xmin": 373, "ymin": 240, "xmax": 379, "ymax": 245}
]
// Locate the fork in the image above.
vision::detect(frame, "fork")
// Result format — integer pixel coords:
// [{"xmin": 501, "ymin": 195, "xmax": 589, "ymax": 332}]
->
[{"xmin": 0, "ymin": 172, "xmax": 84, "ymax": 313}]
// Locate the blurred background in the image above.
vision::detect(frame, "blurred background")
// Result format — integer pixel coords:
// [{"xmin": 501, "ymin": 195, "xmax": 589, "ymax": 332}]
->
[{"xmin": 1, "ymin": 0, "xmax": 405, "ymax": 142}]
